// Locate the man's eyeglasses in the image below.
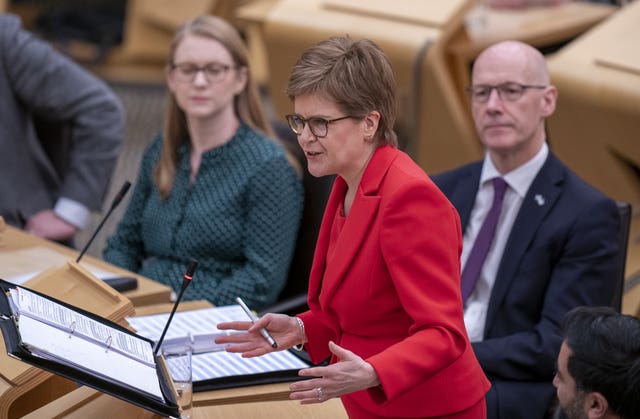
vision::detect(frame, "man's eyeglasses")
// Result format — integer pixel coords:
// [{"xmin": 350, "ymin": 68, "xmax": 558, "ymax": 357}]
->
[
  {"xmin": 466, "ymin": 82, "xmax": 547, "ymax": 103},
  {"xmin": 170, "ymin": 62, "xmax": 237, "ymax": 83},
  {"xmin": 285, "ymin": 114, "xmax": 356, "ymax": 138}
]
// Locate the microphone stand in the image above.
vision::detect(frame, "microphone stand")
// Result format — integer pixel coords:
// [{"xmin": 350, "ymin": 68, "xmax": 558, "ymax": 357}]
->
[
  {"xmin": 153, "ymin": 259, "xmax": 198, "ymax": 356},
  {"xmin": 76, "ymin": 181, "xmax": 131, "ymax": 263}
]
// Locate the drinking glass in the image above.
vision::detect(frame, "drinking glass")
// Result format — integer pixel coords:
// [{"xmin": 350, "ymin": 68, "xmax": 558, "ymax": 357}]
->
[{"xmin": 163, "ymin": 344, "xmax": 193, "ymax": 419}]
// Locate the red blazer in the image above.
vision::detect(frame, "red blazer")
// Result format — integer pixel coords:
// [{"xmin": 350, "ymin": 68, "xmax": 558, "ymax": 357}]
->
[{"xmin": 299, "ymin": 146, "xmax": 489, "ymax": 418}]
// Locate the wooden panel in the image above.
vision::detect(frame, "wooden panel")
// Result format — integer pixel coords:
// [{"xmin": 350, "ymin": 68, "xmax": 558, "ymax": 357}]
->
[
  {"xmin": 323, "ymin": 0, "xmax": 465, "ymax": 27},
  {"xmin": 262, "ymin": 0, "xmax": 467, "ymax": 153},
  {"xmin": 547, "ymin": 1, "xmax": 640, "ymax": 204}
]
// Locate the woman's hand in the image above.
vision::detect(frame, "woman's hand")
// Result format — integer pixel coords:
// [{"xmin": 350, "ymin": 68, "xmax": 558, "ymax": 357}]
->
[
  {"xmin": 215, "ymin": 313, "xmax": 303, "ymax": 357},
  {"xmin": 289, "ymin": 341, "xmax": 380, "ymax": 404}
]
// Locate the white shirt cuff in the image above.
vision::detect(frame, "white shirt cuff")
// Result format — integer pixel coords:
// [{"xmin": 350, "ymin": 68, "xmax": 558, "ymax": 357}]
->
[{"xmin": 54, "ymin": 198, "xmax": 91, "ymax": 229}]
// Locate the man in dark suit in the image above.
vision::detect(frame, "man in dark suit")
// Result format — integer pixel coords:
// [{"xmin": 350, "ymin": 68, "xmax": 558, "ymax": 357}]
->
[{"xmin": 432, "ymin": 41, "xmax": 621, "ymax": 419}]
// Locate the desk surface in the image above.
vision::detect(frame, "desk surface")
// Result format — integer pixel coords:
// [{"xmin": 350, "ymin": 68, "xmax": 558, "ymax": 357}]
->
[
  {"xmin": 22, "ymin": 385, "xmax": 348, "ymax": 419},
  {"xmin": 24, "ymin": 301, "xmax": 350, "ymax": 418},
  {"xmin": 0, "ymin": 225, "xmax": 171, "ymax": 307}
]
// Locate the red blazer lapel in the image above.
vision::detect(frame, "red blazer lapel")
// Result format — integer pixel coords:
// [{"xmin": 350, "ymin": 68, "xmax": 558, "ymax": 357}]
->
[
  {"xmin": 309, "ymin": 146, "xmax": 398, "ymax": 309},
  {"xmin": 307, "ymin": 177, "xmax": 344, "ymax": 305}
]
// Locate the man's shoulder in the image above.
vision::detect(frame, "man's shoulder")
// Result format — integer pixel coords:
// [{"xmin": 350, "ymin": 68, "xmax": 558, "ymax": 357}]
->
[
  {"xmin": 546, "ymin": 153, "xmax": 615, "ymax": 205},
  {"xmin": 430, "ymin": 160, "xmax": 482, "ymax": 190},
  {"xmin": 0, "ymin": 14, "xmax": 21, "ymax": 33},
  {"xmin": 0, "ymin": 14, "xmax": 22, "ymax": 58}
]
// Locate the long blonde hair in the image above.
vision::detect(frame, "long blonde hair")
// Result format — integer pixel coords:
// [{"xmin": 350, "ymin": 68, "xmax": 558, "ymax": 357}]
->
[{"xmin": 155, "ymin": 15, "xmax": 278, "ymax": 199}]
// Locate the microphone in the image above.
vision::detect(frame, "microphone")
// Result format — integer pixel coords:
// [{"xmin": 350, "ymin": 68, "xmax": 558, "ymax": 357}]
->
[
  {"xmin": 76, "ymin": 181, "xmax": 131, "ymax": 263},
  {"xmin": 153, "ymin": 259, "xmax": 198, "ymax": 356}
]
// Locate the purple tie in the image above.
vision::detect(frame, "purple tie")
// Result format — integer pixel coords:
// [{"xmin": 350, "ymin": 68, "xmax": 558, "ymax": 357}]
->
[{"xmin": 461, "ymin": 177, "xmax": 508, "ymax": 303}]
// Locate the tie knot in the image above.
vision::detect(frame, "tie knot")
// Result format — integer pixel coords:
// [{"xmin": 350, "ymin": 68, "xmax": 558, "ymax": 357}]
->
[{"xmin": 492, "ymin": 177, "xmax": 507, "ymax": 200}]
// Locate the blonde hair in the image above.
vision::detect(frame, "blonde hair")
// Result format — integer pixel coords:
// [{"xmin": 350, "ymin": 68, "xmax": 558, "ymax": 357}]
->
[
  {"xmin": 155, "ymin": 15, "xmax": 280, "ymax": 199},
  {"xmin": 286, "ymin": 36, "xmax": 398, "ymax": 147}
]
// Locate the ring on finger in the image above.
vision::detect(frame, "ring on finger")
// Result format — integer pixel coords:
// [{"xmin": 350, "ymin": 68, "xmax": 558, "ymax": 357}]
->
[{"xmin": 316, "ymin": 387, "xmax": 323, "ymax": 401}]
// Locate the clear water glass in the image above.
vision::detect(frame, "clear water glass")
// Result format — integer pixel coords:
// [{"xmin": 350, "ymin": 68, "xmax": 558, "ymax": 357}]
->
[{"xmin": 163, "ymin": 344, "xmax": 193, "ymax": 419}]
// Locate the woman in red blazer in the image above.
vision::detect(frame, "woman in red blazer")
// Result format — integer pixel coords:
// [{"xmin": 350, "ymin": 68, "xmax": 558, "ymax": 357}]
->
[{"xmin": 217, "ymin": 36, "xmax": 489, "ymax": 418}]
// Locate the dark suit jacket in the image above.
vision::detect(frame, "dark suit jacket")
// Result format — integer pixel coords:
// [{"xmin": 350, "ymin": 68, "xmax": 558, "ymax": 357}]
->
[{"xmin": 432, "ymin": 152, "xmax": 620, "ymax": 419}]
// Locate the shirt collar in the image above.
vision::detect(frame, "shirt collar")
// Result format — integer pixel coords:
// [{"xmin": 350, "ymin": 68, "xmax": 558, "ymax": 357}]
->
[{"xmin": 480, "ymin": 142, "xmax": 549, "ymax": 198}]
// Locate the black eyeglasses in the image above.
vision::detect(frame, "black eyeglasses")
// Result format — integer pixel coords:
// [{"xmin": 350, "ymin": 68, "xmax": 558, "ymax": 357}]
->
[
  {"xmin": 466, "ymin": 82, "xmax": 547, "ymax": 103},
  {"xmin": 170, "ymin": 62, "xmax": 237, "ymax": 83},
  {"xmin": 285, "ymin": 114, "xmax": 356, "ymax": 138}
]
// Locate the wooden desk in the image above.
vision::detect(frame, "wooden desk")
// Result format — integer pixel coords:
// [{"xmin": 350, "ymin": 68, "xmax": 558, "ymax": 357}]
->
[
  {"xmin": 23, "ymin": 301, "xmax": 349, "ymax": 418},
  {"xmin": 0, "ymin": 226, "xmax": 171, "ymax": 307},
  {"xmin": 0, "ymin": 225, "xmax": 170, "ymax": 418},
  {"xmin": 22, "ymin": 385, "xmax": 348, "ymax": 419}
]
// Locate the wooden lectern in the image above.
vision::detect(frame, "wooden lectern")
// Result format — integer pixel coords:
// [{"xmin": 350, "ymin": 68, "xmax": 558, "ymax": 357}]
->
[
  {"xmin": 0, "ymin": 261, "xmax": 134, "ymax": 418},
  {"xmin": 0, "ymin": 225, "xmax": 171, "ymax": 417},
  {"xmin": 23, "ymin": 301, "xmax": 350, "ymax": 418}
]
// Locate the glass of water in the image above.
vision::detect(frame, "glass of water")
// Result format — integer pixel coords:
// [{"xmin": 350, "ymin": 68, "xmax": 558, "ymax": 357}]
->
[{"xmin": 163, "ymin": 343, "xmax": 193, "ymax": 419}]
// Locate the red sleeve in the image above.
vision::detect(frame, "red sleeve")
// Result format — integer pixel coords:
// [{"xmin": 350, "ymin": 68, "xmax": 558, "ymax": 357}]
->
[{"xmin": 367, "ymin": 178, "xmax": 468, "ymax": 402}]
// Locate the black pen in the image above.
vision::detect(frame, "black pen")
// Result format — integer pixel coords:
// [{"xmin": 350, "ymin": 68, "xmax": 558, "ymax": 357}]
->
[{"xmin": 235, "ymin": 297, "xmax": 278, "ymax": 348}]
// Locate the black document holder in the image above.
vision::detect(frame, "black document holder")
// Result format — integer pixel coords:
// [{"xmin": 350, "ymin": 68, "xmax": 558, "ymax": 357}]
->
[
  {"xmin": 193, "ymin": 350, "xmax": 313, "ymax": 392},
  {"xmin": 0, "ymin": 279, "xmax": 180, "ymax": 418}
]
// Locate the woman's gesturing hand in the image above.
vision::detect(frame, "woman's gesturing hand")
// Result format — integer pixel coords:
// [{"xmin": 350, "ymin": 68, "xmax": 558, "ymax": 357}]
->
[
  {"xmin": 289, "ymin": 341, "xmax": 380, "ymax": 404},
  {"xmin": 215, "ymin": 313, "xmax": 303, "ymax": 357}
]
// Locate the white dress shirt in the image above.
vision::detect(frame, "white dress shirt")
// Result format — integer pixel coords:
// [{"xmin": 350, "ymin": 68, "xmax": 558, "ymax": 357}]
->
[
  {"xmin": 463, "ymin": 143, "xmax": 548, "ymax": 342},
  {"xmin": 54, "ymin": 197, "xmax": 90, "ymax": 229}
]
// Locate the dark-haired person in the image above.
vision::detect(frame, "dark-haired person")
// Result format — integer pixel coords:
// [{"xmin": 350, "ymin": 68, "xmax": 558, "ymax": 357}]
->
[
  {"xmin": 216, "ymin": 36, "xmax": 490, "ymax": 418},
  {"xmin": 554, "ymin": 306, "xmax": 640, "ymax": 419},
  {"xmin": 0, "ymin": 13, "xmax": 124, "ymax": 244},
  {"xmin": 431, "ymin": 40, "xmax": 621, "ymax": 419},
  {"xmin": 103, "ymin": 16, "xmax": 302, "ymax": 308}
]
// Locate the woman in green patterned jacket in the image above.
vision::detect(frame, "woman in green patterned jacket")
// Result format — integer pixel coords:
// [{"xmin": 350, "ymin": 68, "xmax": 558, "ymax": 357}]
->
[{"xmin": 104, "ymin": 16, "xmax": 303, "ymax": 309}]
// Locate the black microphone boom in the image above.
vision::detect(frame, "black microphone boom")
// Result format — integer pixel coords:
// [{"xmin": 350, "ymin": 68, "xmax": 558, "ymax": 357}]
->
[
  {"xmin": 76, "ymin": 181, "xmax": 131, "ymax": 263},
  {"xmin": 153, "ymin": 259, "xmax": 198, "ymax": 356}
]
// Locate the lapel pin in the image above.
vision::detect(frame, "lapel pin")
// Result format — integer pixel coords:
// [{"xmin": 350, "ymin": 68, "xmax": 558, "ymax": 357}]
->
[{"xmin": 534, "ymin": 194, "xmax": 545, "ymax": 206}]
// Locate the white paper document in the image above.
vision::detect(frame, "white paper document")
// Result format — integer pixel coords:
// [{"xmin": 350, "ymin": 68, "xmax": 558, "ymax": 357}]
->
[
  {"xmin": 9, "ymin": 288, "xmax": 163, "ymax": 400},
  {"xmin": 127, "ymin": 305, "xmax": 248, "ymax": 354},
  {"xmin": 19, "ymin": 316, "xmax": 163, "ymax": 399},
  {"xmin": 128, "ymin": 306, "xmax": 309, "ymax": 383},
  {"xmin": 12, "ymin": 288, "xmax": 155, "ymax": 366}
]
